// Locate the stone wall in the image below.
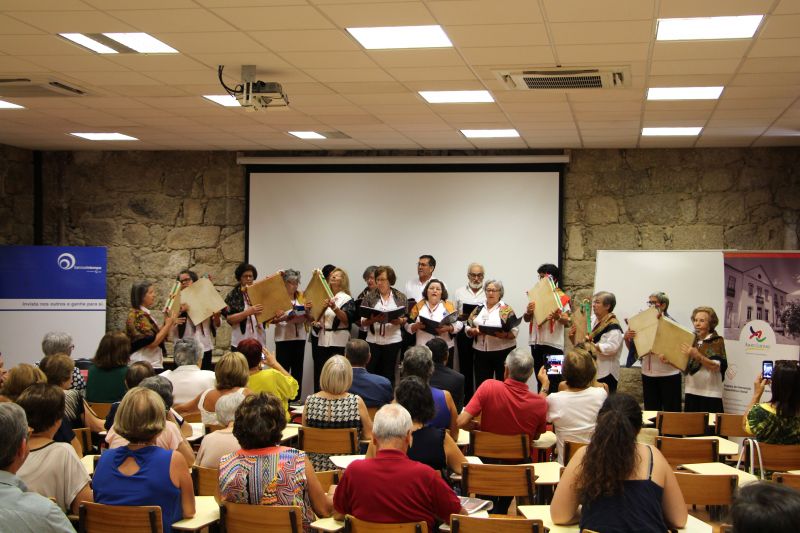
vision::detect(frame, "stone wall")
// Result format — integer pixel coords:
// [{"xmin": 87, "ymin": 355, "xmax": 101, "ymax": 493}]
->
[{"xmin": 0, "ymin": 144, "xmax": 34, "ymax": 245}]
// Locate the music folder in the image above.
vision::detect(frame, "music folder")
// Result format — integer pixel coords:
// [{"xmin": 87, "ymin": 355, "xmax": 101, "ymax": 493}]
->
[
  {"xmin": 359, "ymin": 305, "xmax": 406, "ymax": 322},
  {"xmin": 418, "ymin": 311, "xmax": 458, "ymax": 335},
  {"xmin": 627, "ymin": 307, "xmax": 694, "ymax": 371},
  {"xmin": 477, "ymin": 314, "xmax": 523, "ymax": 336}
]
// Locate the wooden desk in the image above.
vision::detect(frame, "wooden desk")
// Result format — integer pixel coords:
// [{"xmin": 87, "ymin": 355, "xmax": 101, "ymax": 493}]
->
[
  {"xmin": 281, "ymin": 424, "xmax": 300, "ymax": 443},
  {"xmin": 291, "ymin": 405, "xmax": 304, "ymax": 415},
  {"xmin": 186, "ymin": 423, "xmax": 205, "ymax": 443},
  {"xmin": 310, "ymin": 516, "xmax": 344, "ymax": 532},
  {"xmin": 679, "ymin": 462, "xmax": 758, "ymax": 485},
  {"xmin": 457, "ymin": 429, "xmax": 470, "ymax": 446},
  {"xmin": 643, "ymin": 412, "xmax": 717, "ymax": 427},
  {"xmin": 81, "ymin": 454, "xmax": 98, "ymax": 476},
  {"xmin": 517, "ymin": 505, "xmax": 712, "ymax": 532},
  {"xmin": 686, "ymin": 436, "xmax": 738, "ymax": 456},
  {"xmin": 173, "ymin": 495, "xmax": 220, "ymax": 532},
  {"xmin": 526, "ymin": 461, "xmax": 562, "ymax": 486},
  {"xmin": 329, "ymin": 455, "xmax": 364, "ymax": 470}
]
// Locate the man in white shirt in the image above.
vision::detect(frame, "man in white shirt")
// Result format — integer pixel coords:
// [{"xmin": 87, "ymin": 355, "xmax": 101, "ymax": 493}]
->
[
  {"xmin": 160, "ymin": 338, "xmax": 216, "ymax": 404},
  {"xmin": 403, "ymin": 254, "xmax": 437, "ymax": 303},
  {"xmin": 453, "ymin": 262, "xmax": 486, "ymax": 399}
]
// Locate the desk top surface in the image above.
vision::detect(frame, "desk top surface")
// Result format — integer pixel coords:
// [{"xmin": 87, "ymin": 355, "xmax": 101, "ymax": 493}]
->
[{"xmin": 172, "ymin": 496, "xmax": 219, "ymax": 532}]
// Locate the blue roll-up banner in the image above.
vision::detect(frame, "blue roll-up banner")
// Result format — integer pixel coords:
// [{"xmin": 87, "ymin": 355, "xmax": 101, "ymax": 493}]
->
[{"xmin": 0, "ymin": 246, "xmax": 107, "ymax": 367}]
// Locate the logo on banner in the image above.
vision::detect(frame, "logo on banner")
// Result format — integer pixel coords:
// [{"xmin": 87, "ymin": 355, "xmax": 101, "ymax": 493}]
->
[
  {"xmin": 57, "ymin": 253, "xmax": 76, "ymax": 270},
  {"xmin": 739, "ymin": 320, "xmax": 775, "ymax": 354}
]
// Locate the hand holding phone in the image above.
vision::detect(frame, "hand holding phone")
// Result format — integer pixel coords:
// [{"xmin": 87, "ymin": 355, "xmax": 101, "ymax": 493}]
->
[
  {"xmin": 762, "ymin": 360, "xmax": 774, "ymax": 380},
  {"xmin": 546, "ymin": 354, "xmax": 564, "ymax": 375}
]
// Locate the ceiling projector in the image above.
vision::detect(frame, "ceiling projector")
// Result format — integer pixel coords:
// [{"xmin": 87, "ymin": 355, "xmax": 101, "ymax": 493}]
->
[{"xmin": 238, "ymin": 80, "xmax": 289, "ymax": 110}]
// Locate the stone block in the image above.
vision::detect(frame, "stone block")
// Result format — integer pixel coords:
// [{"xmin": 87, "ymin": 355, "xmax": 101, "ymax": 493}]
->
[
  {"xmin": 563, "ymin": 172, "xmax": 594, "ymax": 198},
  {"xmin": 220, "ymin": 231, "xmax": 245, "ymax": 262},
  {"xmin": 566, "ymin": 226, "xmax": 584, "ymax": 260},
  {"xmin": 639, "ymin": 166, "xmax": 699, "ymax": 195},
  {"xmin": 623, "ymin": 194, "xmax": 682, "ymax": 224},
  {"xmin": 745, "ymin": 189, "xmax": 771, "ymax": 209},
  {"xmin": 563, "ymin": 198, "xmax": 579, "ymax": 223},
  {"xmin": 127, "ymin": 195, "xmax": 181, "ymax": 225},
  {"xmin": 165, "ymin": 225, "xmax": 220, "ymax": 249},
  {"xmin": 775, "ymin": 186, "xmax": 800, "ymax": 210},
  {"xmin": 194, "ymin": 247, "xmax": 222, "ymax": 266},
  {"xmin": 123, "ymin": 223, "xmax": 150, "ymax": 246},
  {"xmin": 671, "ymin": 224, "xmax": 724, "ymax": 249},
  {"xmin": 700, "ymin": 168, "xmax": 734, "ymax": 192},
  {"xmin": 140, "ymin": 250, "xmax": 191, "ymax": 278},
  {"xmin": 204, "ymin": 198, "xmax": 234, "ymax": 225},
  {"xmin": 585, "ymin": 224, "xmax": 637, "ymax": 252},
  {"xmin": 149, "ymin": 226, "xmax": 168, "ymax": 247},
  {"xmin": 638, "ymin": 226, "xmax": 671, "ymax": 249},
  {"xmin": 80, "ymin": 219, "xmax": 121, "ymax": 246},
  {"xmin": 107, "ymin": 247, "xmax": 138, "ymax": 278},
  {"xmin": 698, "ymin": 149, "xmax": 743, "ymax": 169},
  {"xmin": 562, "ymin": 260, "xmax": 596, "ymax": 288},
  {"xmin": 163, "ymin": 172, "xmax": 200, "ymax": 198},
  {"xmin": 584, "ymin": 196, "xmax": 619, "ymax": 225},
  {"xmin": 697, "ymin": 194, "xmax": 745, "ymax": 225},
  {"xmin": 203, "ymin": 172, "xmax": 233, "ymax": 198},
  {"xmin": 183, "ymin": 199, "xmax": 205, "ymax": 225},
  {"xmin": 679, "ymin": 198, "xmax": 697, "ymax": 223}
]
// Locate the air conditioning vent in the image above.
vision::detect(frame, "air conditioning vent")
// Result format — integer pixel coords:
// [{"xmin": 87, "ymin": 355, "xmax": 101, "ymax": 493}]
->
[
  {"xmin": 495, "ymin": 67, "xmax": 631, "ymax": 90},
  {"xmin": 0, "ymin": 78, "xmax": 88, "ymax": 97}
]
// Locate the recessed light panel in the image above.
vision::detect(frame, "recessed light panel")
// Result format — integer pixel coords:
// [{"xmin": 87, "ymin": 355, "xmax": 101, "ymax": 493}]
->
[
  {"xmin": 70, "ymin": 132, "xmax": 139, "ymax": 141},
  {"xmin": 0, "ymin": 99, "xmax": 24, "ymax": 109},
  {"xmin": 647, "ymin": 87, "xmax": 724, "ymax": 100},
  {"xmin": 641, "ymin": 127, "xmax": 702, "ymax": 136},
  {"xmin": 656, "ymin": 16, "xmax": 763, "ymax": 41},
  {"xmin": 461, "ymin": 129, "xmax": 519, "ymax": 138},
  {"xmin": 103, "ymin": 33, "xmax": 178, "ymax": 54},
  {"xmin": 203, "ymin": 95, "xmax": 241, "ymax": 107},
  {"xmin": 289, "ymin": 131, "xmax": 325, "ymax": 139},
  {"xmin": 347, "ymin": 25, "xmax": 452, "ymax": 50},
  {"xmin": 419, "ymin": 90, "xmax": 494, "ymax": 104},
  {"xmin": 59, "ymin": 33, "xmax": 118, "ymax": 54}
]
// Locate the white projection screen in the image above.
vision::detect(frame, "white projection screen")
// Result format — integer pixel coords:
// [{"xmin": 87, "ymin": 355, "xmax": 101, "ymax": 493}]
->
[{"xmin": 248, "ymin": 166, "xmax": 562, "ymax": 396}]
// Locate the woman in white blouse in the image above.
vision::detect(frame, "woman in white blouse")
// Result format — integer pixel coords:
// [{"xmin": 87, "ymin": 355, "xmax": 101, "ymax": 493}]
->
[
  {"xmin": 407, "ymin": 279, "xmax": 462, "ymax": 362},
  {"xmin": 465, "ymin": 279, "xmax": 518, "ymax": 389},
  {"xmin": 271, "ymin": 269, "xmax": 311, "ymax": 401},
  {"xmin": 311, "ymin": 267, "xmax": 356, "ymax": 392},
  {"xmin": 360, "ymin": 265, "xmax": 408, "ymax": 385}
]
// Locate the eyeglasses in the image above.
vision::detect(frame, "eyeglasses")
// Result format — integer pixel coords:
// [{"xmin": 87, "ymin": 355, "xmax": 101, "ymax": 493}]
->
[
  {"xmin": 179, "ymin": 278, "xmax": 192, "ymax": 283},
  {"xmin": 468, "ymin": 273, "xmax": 484, "ymax": 278},
  {"xmin": 485, "ymin": 288, "xmax": 500, "ymax": 293},
  {"xmin": 417, "ymin": 262, "xmax": 431, "ymax": 267},
  {"xmin": 647, "ymin": 301, "xmax": 659, "ymax": 307}
]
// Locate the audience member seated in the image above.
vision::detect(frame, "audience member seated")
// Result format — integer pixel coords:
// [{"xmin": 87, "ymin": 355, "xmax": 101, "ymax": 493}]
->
[
  {"xmin": 537, "ymin": 346, "xmax": 607, "ymax": 464},
  {"xmin": 333, "ymin": 403, "xmax": 463, "ymax": 531},
  {"xmin": 745, "ymin": 360, "xmax": 800, "ymax": 444},
  {"xmin": 219, "ymin": 393, "xmax": 332, "ymax": 532},
  {"xmin": 303, "ymin": 355, "xmax": 372, "ymax": 471},
  {"xmin": 550, "ymin": 393, "xmax": 687, "ymax": 532},
  {"xmin": 94, "ymin": 387, "xmax": 195, "ymax": 533},
  {"xmin": 86, "ymin": 331, "xmax": 130, "ymax": 403},
  {"xmin": 175, "ymin": 352, "xmax": 251, "ymax": 426},
  {"xmin": 345, "ymin": 339, "xmax": 393, "ymax": 408},
  {"xmin": 40, "ymin": 331, "xmax": 85, "ymax": 392},
  {"xmin": 0, "ymin": 403, "xmax": 75, "ymax": 533},
  {"xmin": 238, "ymin": 339, "xmax": 298, "ymax": 420},
  {"xmin": 427, "ymin": 337, "xmax": 465, "ymax": 412},
  {"xmin": 16, "ymin": 383, "xmax": 92, "ymax": 513},
  {"xmin": 40, "ymin": 354, "xmax": 105, "ymax": 434},
  {"xmin": 0, "ymin": 364, "xmax": 46, "ymax": 402},
  {"xmin": 400, "ymin": 345, "xmax": 458, "ymax": 440},
  {"xmin": 160, "ymin": 338, "xmax": 216, "ymax": 405},
  {"xmin": 195, "ymin": 393, "xmax": 244, "ymax": 468},
  {"xmin": 103, "ymin": 361, "xmax": 155, "ymax": 430},
  {"xmin": 106, "ymin": 376, "xmax": 194, "ymax": 467},
  {"xmin": 731, "ymin": 481, "xmax": 800, "ymax": 533}
]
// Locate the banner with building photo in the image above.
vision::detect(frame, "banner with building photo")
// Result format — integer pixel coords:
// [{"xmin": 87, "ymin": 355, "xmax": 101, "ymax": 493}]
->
[
  {"xmin": 0, "ymin": 245, "xmax": 106, "ymax": 367},
  {"xmin": 723, "ymin": 252, "xmax": 800, "ymax": 413}
]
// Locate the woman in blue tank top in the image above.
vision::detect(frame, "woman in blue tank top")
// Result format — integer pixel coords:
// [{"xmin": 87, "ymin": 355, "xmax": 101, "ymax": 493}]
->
[
  {"xmin": 94, "ymin": 387, "xmax": 195, "ymax": 533},
  {"xmin": 400, "ymin": 346, "xmax": 458, "ymax": 440},
  {"xmin": 550, "ymin": 393, "xmax": 688, "ymax": 533}
]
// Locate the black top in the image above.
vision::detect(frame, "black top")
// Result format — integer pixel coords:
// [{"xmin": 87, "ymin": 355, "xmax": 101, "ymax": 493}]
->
[
  {"xmin": 430, "ymin": 364, "xmax": 465, "ymax": 412},
  {"xmin": 580, "ymin": 446, "xmax": 668, "ymax": 533},
  {"xmin": 408, "ymin": 425, "xmax": 447, "ymax": 472}
]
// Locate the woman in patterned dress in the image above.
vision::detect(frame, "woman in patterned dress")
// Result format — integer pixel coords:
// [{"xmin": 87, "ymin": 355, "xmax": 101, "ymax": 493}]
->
[
  {"xmin": 302, "ymin": 355, "xmax": 373, "ymax": 471},
  {"xmin": 745, "ymin": 360, "xmax": 800, "ymax": 444},
  {"xmin": 219, "ymin": 393, "xmax": 333, "ymax": 532}
]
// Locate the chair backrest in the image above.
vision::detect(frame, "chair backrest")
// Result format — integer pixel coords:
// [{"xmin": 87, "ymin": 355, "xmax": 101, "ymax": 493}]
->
[
  {"xmin": 78, "ymin": 502, "xmax": 163, "ymax": 533},
  {"xmin": 343, "ymin": 514, "xmax": 428, "ymax": 533},
  {"xmin": 205, "ymin": 424, "xmax": 225, "ymax": 433},
  {"xmin": 450, "ymin": 514, "xmax": 544, "ymax": 533},
  {"xmin": 719, "ymin": 524, "xmax": 733, "ymax": 533},
  {"xmin": 461, "ymin": 464, "xmax": 536, "ymax": 502},
  {"xmin": 366, "ymin": 406, "xmax": 379, "ymax": 421},
  {"xmin": 220, "ymin": 502, "xmax": 303, "ymax": 533},
  {"xmin": 758, "ymin": 442, "xmax": 800, "ymax": 472},
  {"xmin": 656, "ymin": 412, "xmax": 708, "ymax": 437},
  {"xmin": 772, "ymin": 472, "xmax": 800, "ymax": 490},
  {"xmin": 73, "ymin": 427, "xmax": 92, "ymax": 457},
  {"xmin": 715, "ymin": 413, "xmax": 749, "ymax": 438},
  {"xmin": 298, "ymin": 427, "xmax": 358, "ymax": 455},
  {"xmin": 191, "ymin": 465, "xmax": 219, "ymax": 497},
  {"xmin": 87, "ymin": 402, "xmax": 114, "ymax": 419},
  {"xmin": 183, "ymin": 412, "xmax": 202, "ymax": 424},
  {"xmin": 674, "ymin": 472, "xmax": 737, "ymax": 506},
  {"xmin": 655, "ymin": 437, "xmax": 719, "ymax": 468},
  {"xmin": 563, "ymin": 441, "xmax": 587, "ymax": 465},
  {"xmin": 314, "ymin": 470, "xmax": 340, "ymax": 494},
  {"xmin": 469, "ymin": 431, "xmax": 531, "ymax": 462}
]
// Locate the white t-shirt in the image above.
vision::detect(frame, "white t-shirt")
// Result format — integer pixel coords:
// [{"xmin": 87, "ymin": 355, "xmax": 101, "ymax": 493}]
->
[
  {"xmin": 684, "ymin": 334, "xmax": 723, "ymax": 398},
  {"xmin": 453, "ymin": 285, "xmax": 485, "ymax": 315},
  {"xmin": 318, "ymin": 291, "xmax": 353, "ymax": 348},
  {"xmin": 274, "ymin": 297, "xmax": 309, "ymax": 343},
  {"xmin": 363, "ymin": 292, "xmax": 403, "ymax": 345},
  {"xmin": 160, "ymin": 365, "xmax": 217, "ymax": 405},
  {"xmin": 470, "ymin": 301, "xmax": 517, "ymax": 352},
  {"xmin": 546, "ymin": 387, "xmax": 608, "ymax": 464},
  {"xmin": 230, "ymin": 300, "xmax": 266, "ymax": 348},
  {"xmin": 17, "ymin": 441, "xmax": 90, "ymax": 512},
  {"xmin": 529, "ymin": 302, "xmax": 571, "ymax": 350},
  {"xmin": 407, "ymin": 300, "xmax": 462, "ymax": 349}
]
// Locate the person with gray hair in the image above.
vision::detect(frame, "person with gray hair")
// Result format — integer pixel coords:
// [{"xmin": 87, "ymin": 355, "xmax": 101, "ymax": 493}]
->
[
  {"xmin": 453, "ymin": 262, "xmax": 486, "ymax": 402},
  {"xmin": 0, "ymin": 403, "xmax": 76, "ymax": 532},
  {"xmin": 161, "ymin": 337, "xmax": 217, "ymax": 405},
  {"xmin": 194, "ymin": 393, "xmax": 244, "ymax": 468},
  {"xmin": 401, "ymin": 345, "xmax": 458, "ymax": 439},
  {"xmin": 39, "ymin": 331, "xmax": 85, "ymax": 392},
  {"xmin": 569, "ymin": 291, "xmax": 623, "ymax": 393},
  {"xmin": 269, "ymin": 268, "xmax": 310, "ymax": 402},
  {"xmin": 170, "ymin": 269, "xmax": 222, "ymax": 371},
  {"xmin": 333, "ymin": 403, "xmax": 463, "ymax": 531}
]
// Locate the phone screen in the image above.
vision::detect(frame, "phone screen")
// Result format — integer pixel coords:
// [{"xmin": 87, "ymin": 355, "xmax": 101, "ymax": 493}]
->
[
  {"xmin": 762, "ymin": 360, "xmax": 774, "ymax": 380},
  {"xmin": 546, "ymin": 354, "xmax": 564, "ymax": 375}
]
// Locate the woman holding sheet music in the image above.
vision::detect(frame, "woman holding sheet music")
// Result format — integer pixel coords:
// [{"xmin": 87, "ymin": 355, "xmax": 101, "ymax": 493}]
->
[
  {"xmin": 406, "ymin": 279, "xmax": 462, "ymax": 360},
  {"xmin": 360, "ymin": 265, "xmax": 408, "ymax": 385},
  {"xmin": 271, "ymin": 269, "xmax": 310, "ymax": 400},
  {"xmin": 223, "ymin": 263, "xmax": 266, "ymax": 349},
  {"xmin": 681, "ymin": 306, "xmax": 726, "ymax": 414},
  {"xmin": 127, "ymin": 281, "xmax": 176, "ymax": 370},
  {"xmin": 465, "ymin": 279, "xmax": 519, "ymax": 388},
  {"xmin": 312, "ymin": 267, "xmax": 356, "ymax": 392},
  {"xmin": 171, "ymin": 269, "xmax": 221, "ymax": 371}
]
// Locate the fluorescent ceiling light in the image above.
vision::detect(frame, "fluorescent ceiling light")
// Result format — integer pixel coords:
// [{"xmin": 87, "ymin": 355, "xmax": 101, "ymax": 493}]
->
[
  {"xmin": 641, "ymin": 127, "xmax": 702, "ymax": 136},
  {"xmin": 103, "ymin": 33, "xmax": 178, "ymax": 53},
  {"xmin": 203, "ymin": 95, "xmax": 241, "ymax": 107},
  {"xmin": 656, "ymin": 15, "xmax": 763, "ymax": 40},
  {"xmin": 59, "ymin": 33, "xmax": 118, "ymax": 54},
  {"xmin": 347, "ymin": 25, "xmax": 452, "ymax": 49},
  {"xmin": 647, "ymin": 87, "xmax": 724, "ymax": 100},
  {"xmin": 289, "ymin": 131, "xmax": 325, "ymax": 139},
  {"xmin": 70, "ymin": 132, "xmax": 139, "ymax": 141},
  {"xmin": 419, "ymin": 90, "xmax": 494, "ymax": 104},
  {"xmin": 0, "ymin": 99, "xmax": 24, "ymax": 109},
  {"xmin": 461, "ymin": 129, "xmax": 519, "ymax": 138}
]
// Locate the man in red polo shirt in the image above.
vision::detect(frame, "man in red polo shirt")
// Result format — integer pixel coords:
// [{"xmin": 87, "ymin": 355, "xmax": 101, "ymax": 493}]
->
[
  {"xmin": 333, "ymin": 403, "xmax": 463, "ymax": 530},
  {"xmin": 457, "ymin": 347, "xmax": 547, "ymax": 443}
]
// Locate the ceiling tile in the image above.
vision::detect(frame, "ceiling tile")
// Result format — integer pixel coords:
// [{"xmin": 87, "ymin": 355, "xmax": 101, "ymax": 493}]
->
[
  {"xmin": 652, "ymin": 41, "xmax": 751, "ymax": 61},
  {"xmin": 555, "ymin": 43, "xmax": 649, "ymax": 63},
  {"xmin": 774, "ymin": 0, "xmax": 800, "ymax": 14},
  {"xmin": 367, "ymin": 49, "xmax": 465, "ymax": 68},
  {"xmin": 0, "ymin": 14, "xmax": 46, "ymax": 34},
  {"xmin": 739, "ymin": 57, "xmax": 800, "ymax": 73},
  {"xmin": 387, "ymin": 66, "xmax": 477, "ymax": 81},
  {"xmin": 9, "ymin": 10, "xmax": 134, "ymax": 33},
  {"xmin": 304, "ymin": 68, "xmax": 394, "ymax": 82},
  {"xmin": 153, "ymin": 32, "xmax": 267, "ymax": 54},
  {"xmin": 459, "ymin": 46, "xmax": 554, "ymax": 66},
  {"xmin": 316, "ymin": 1, "xmax": 435, "ymax": 26},
  {"xmin": 106, "ymin": 54, "xmax": 209, "ymax": 72},
  {"xmin": 650, "ymin": 58, "xmax": 742, "ymax": 76},
  {"xmin": 749, "ymin": 38, "xmax": 800, "ymax": 57},
  {"xmin": 0, "ymin": 35, "xmax": 87, "ymax": 55},
  {"xmin": 248, "ymin": 29, "xmax": 359, "ymax": 51},
  {"xmin": 658, "ymin": 0, "xmax": 772, "ymax": 17},
  {"xmin": 446, "ymin": 24, "xmax": 548, "ymax": 47},
  {"xmin": 759, "ymin": 14, "xmax": 800, "ymax": 38},
  {"xmin": 543, "ymin": 0, "xmax": 654, "ymax": 22},
  {"xmin": 19, "ymin": 54, "xmax": 130, "ymax": 72},
  {"xmin": 428, "ymin": 0, "xmax": 544, "ymax": 25},
  {"xmin": 550, "ymin": 21, "xmax": 653, "ymax": 45},
  {"xmin": 0, "ymin": 0, "xmax": 93, "ymax": 10},
  {"xmin": 278, "ymin": 51, "xmax": 378, "ymax": 69},
  {"xmin": 211, "ymin": 6, "xmax": 334, "ymax": 31},
  {"xmin": 107, "ymin": 9, "xmax": 235, "ymax": 33}
]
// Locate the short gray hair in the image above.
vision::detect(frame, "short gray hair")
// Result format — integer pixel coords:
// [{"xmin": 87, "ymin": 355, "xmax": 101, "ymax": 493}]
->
[
  {"xmin": 593, "ymin": 291, "xmax": 616, "ymax": 312},
  {"xmin": 484, "ymin": 279, "xmax": 504, "ymax": 299},
  {"xmin": 0, "ymin": 403, "xmax": 28, "ymax": 469},
  {"xmin": 373, "ymin": 403, "xmax": 412, "ymax": 442},
  {"xmin": 41, "ymin": 331, "xmax": 73, "ymax": 356},
  {"xmin": 650, "ymin": 291, "xmax": 669, "ymax": 312},
  {"xmin": 467, "ymin": 262, "xmax": 484, "ymax": 274},
  {"xmin": 139, "ymin": 375, "xmax": 174, "ymax": 409},
  {"xmin": 401, "ymin": 346, "xmax": 433, "ymax": 382},
  {"xmin": 282, "ymin": 269, "xmax": 301, "ymax": 284},
  {"xmin": 215, "ymin": 392, "xmax": 245, "ymax": 426},
  {"xmin": 505, "ymin": 348, "xmax": 534, "ymax": 382},
  {"xmin": 173, "ymin": 338, "xmax": 202, "ymax": 367}
]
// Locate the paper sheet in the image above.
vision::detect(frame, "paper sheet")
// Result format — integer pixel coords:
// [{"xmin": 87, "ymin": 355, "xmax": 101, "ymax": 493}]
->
[
  {"xmin": 246, "ymin": 272, "xmax": 292, "ymax": 323},
  {"xmin": 304, "ymin": 269, "xmax": 334, "ymax": 322},
  {"xmin": 527, "ymin": 277, "xmax": 561, "ymax": 326},
  {"xmin": 178, "ymin": 278, "xmax": 226, "ymax": 324}
]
